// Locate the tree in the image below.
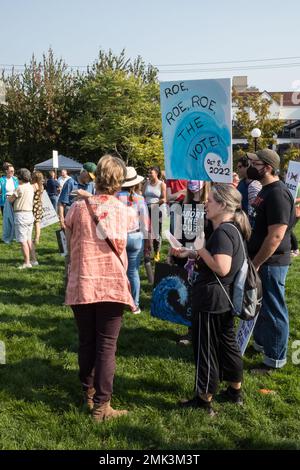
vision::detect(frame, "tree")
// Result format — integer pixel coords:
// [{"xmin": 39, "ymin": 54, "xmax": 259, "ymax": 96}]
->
[
  {"xmin": 282, "ymin": 145, "xmax": 300, "ymax": 171},
  {"xmin": 233, "ymin": 89, "xmax": 283, "ymax": 151},
  {"xmin": 0, "ymin": 49, "xmax": 79, "ymax": 169},
  {"xmin": 69, "ymin": 50, "xmax": 164, "ymax": 173}
]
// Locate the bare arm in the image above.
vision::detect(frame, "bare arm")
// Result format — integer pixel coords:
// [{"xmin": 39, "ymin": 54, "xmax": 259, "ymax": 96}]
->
[
  {"xmin": 252, "ymin": 224, "xmax": 288, "ymax": 270},
  {"xmin": 8, "ymin": 194, "xmax": 17, "ymax": 203},
  {"xmin": 167, "ymin": 187, "xmax": 186, "ymax": 203},
  {"xmin": 172, "ymin": 247, "xmax": 232, "ymax": 277},
  {"xmin": 197, "ymin": 249, "xmax": 232, "ymax": 277},
  {"xmin": 159, "ymin": 181, "xmax": 167, "ymax": 204},
  {"xmin": 58, "ymin": 202, "xmax": 66, "ymax": 230}
]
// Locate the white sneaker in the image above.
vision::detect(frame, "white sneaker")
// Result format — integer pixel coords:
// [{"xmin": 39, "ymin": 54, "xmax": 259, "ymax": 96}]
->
[
  {"xmin": 31, "ymin": 260, "xmax": 39, "ymax": 266},
  {"xmin": 132, "ymin": 307, "xmax": 141, "ymax": 314},
  {"xmin": 18, "ymin": 263, "xmax": 32, "ymax": 270}
]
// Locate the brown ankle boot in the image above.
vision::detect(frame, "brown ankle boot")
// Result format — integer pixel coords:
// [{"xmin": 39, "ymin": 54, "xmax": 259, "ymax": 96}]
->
[
  {"xmin": 84, "ymin": 387, "xmax": 96, "ymax": 411},
  {"xmin": 92, "ymin": 400, "xmax": 128, "ymax": 422}
]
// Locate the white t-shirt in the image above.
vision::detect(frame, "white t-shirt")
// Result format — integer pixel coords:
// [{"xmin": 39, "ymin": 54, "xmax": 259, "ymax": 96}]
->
[
  {"xmin": 58, "ymin": 176, "xmax": 71, "ymax": 188},
  {"xmin": 5, "ymin": 177, "xmax": 15, "ymax": 196}
]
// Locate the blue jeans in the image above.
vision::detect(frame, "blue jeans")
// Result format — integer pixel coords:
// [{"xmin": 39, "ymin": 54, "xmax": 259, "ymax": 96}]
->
[
  {"xmin": 126, "ymin": 232, "xmax": 143, "ymax": 308},
  {"xmin": 49, "ymin": 195, "xmax": 58, "ymax": 211},
  {"xmin": 253, "ymin": 264, "xmax": 289, "ymax": 368}
]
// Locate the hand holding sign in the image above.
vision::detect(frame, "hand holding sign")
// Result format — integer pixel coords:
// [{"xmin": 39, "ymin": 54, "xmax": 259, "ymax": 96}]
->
[{"xmin": 194, "ymin": 234, "xmax": 205, "ymax": 251}]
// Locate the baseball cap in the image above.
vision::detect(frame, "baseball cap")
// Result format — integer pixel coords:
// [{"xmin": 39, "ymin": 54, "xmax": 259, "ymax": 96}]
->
[
  {"xmin": 255, "ymin": 149, "xmax": 280, "ymax": 170},
  {"xmin": 82, "ymin": 162, "xmax": 97, "ymax": 180}
]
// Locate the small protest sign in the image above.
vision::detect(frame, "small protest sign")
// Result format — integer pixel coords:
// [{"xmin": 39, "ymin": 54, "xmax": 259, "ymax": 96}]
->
[
  {"xmin": 40, "ymin": 191, "xmax": 59, "ymax": 229},
  {"xmin": 285, "ymin": 160, "xmax": 300, "ymax": 200},
  {"xmin": 160, "ymin": 78, "xmax": 232, "ymax": 182},
  {"xmin": 151, "ymin": 262, "xmax": 192, "ymax": 327}
]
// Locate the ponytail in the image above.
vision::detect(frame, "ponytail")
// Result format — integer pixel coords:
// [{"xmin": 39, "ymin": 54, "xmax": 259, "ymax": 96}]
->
[{"xmin": 233, "ymin": 208, "xmax": 252, "ymax": 241}]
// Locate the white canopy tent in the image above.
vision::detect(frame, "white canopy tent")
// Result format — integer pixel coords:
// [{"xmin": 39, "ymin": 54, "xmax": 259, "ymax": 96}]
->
[{"xmin": 34, "ymin": 155, "xmax": 83, "ymax": 172}]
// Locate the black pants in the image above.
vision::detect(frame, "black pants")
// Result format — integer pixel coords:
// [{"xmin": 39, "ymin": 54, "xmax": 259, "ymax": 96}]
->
[
  {"xmin": 72, "ymin": 302, "xmax": 124, "ymax": 405},
  {"xmin": 291, "ymin": 231, "xmax": 298, "ymax": 251},
  {"xmin": 192, "ymin": 310, "xmax": 243, "ymax": 396}
]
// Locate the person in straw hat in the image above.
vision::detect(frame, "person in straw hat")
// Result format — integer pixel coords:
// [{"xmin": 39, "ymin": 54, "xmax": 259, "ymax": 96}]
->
[{"xmin": 116, "ymin": 167, "xmax": 151, "ymax": 314}]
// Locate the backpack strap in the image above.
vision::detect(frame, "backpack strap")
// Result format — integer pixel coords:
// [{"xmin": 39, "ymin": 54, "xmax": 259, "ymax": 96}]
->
[
  {"xmin": 213, "ymin": 223, "xmax": 247, "ymax": 314},
  {"xmin": 221, "ymin": 222, "xmax": 247, "ymax": 260}
]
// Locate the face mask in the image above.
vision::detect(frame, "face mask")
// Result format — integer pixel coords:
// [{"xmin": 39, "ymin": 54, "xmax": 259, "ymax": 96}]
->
[
  {"xmin": 247, "ymin": 166, "xmax": 266, "ymax": 181},
  {"xmin": 188, "ymin": 180, "xmax": 204, "ymax": 192}
]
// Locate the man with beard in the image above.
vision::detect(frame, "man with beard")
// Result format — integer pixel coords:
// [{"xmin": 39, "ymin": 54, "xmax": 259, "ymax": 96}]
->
[{"xmin": 247, "ymin": 149, "xmax": 295, "ymax": 374}]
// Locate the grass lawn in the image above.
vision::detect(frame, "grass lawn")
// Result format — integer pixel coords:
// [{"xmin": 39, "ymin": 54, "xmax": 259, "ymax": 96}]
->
[{"xmin": 0, "ymin": 220, "xmax": 300, "ymax": 450}]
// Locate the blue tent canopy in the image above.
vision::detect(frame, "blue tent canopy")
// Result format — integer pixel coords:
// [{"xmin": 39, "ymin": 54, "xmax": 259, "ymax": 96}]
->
[{"xmin": 34, "ymin": 155, "xmax": 83, "ymax": 171}]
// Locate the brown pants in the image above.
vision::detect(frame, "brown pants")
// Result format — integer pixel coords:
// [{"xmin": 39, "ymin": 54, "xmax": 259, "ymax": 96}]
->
[{"xmin": 71, "ymin": 302, "xmax": 124, "ymax": 405}]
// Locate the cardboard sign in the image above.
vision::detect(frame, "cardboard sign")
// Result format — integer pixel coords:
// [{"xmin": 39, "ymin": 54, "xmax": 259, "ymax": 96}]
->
[
  {"xmin": 40, "ymin": 191, "xmax": 59, "ymax": 228},
  {"xmin": 285, "ymin": 160, "xmax": 300, "ymax": 200},
  {"xmin": 160, "ymin": 79, "xmax": 232, "ymax": 182}
]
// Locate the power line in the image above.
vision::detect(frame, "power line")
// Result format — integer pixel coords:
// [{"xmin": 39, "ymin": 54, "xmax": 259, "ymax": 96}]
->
[
  {"xmin": 154, "ymin": 56, "xmax": 300, "ymax": 67},
  {"xmin": 158, "ymin": 62, "xmax": 300, "ymax": 74},
  {"xmin": 2, "ymin": 55, "xmax": 300, "ymax": 70},
  {"xmin": 2, "ymin": 57, "xmax": 300, "ymax": 75}
]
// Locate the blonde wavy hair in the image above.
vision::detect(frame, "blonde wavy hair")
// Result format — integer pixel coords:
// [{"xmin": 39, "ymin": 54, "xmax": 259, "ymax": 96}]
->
[
  {"xmin": 95, "ymin": 154, "xmax": 126, "ymax": 194},
  {"xmin": 211, "ymin": 183, "xmax": 252, "ymax": 240}
]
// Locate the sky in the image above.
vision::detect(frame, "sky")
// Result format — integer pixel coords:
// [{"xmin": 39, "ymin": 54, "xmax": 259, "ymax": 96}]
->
[{"xmin": 1, "ymin": 0, "xmax": 300, "ymax": 91}]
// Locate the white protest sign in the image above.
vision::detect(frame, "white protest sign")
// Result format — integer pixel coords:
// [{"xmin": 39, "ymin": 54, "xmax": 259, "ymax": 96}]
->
[
  {"xmin": 236, "ymin": 317, "xmax": 258, "ymax": 356},
  {"xmin": 52, "ymin": 150, "xmax": 58, "ymax": 169},
  {"xmin": 160, "ymin": 78, "xmax": 232, "ymax": 182},
  {"xmin": 285, "ymin": 160, "xmax": 300, "ymax": 200},
  {"xmin": 40, "ymin": 191, "xmax": 59, "ymax": 229}
]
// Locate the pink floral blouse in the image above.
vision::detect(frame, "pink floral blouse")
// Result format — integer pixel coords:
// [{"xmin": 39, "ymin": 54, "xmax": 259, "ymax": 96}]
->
[{"xmin": 64, "ymin": 194, "xmax": 135, "ymax": 308}]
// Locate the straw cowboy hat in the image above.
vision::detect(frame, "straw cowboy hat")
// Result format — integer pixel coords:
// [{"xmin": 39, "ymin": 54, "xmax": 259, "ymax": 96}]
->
[{"xmin": 122, "ymin": 167, "xmax": 144, "ymax": 187}]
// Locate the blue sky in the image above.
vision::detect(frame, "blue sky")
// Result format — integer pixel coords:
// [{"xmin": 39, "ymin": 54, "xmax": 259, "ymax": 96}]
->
[{"xmin": 1, "ymin": 0, "xmax": 300, "ymax": 91}]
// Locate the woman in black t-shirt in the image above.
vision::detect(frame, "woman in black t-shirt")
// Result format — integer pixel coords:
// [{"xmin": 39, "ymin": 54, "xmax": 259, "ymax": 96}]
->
[{"xmin": 173, "ymin": 184, "xmax": 251, "ymax": 416}]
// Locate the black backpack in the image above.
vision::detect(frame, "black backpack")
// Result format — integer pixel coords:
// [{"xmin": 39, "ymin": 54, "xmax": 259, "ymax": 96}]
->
[{"xmin": 214, "ymin": 224, "xmax": 263, "ymax": 321}]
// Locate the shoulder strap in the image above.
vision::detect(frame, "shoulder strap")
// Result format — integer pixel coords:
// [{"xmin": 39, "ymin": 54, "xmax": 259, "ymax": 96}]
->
[
  {"xmin": 213, "ymin": 223, "xmax": 247, "ymax": 313},
  {"xmin": 84, "ymin": 198, "xmax": 126, "ymax": 269},
  {"xmin": 221, "ymin": 222, "xmax": 247, "ymax": 260}
]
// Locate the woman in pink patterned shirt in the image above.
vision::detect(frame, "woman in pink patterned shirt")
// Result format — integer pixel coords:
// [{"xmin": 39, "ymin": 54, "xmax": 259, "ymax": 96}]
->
[{"xmin": 65, "ymin": 155, "xmax": 134, "ymax": 422}]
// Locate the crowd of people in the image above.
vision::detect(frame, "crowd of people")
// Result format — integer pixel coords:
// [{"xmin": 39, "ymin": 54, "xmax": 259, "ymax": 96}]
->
[{"xmin": 0, "ymin": 148, "xmax": 298, "ymax": 421}]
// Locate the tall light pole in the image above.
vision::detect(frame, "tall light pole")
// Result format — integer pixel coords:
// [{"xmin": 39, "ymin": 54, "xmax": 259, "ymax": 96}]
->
[{"xmin": 251, "ymin": 128, "xmax": 261, "ymax": 152}]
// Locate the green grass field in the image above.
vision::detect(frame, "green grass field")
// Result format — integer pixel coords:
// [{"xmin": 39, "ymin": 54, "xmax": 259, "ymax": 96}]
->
[{"xmin": 0, "ymin": 220, "xmax": 300, "ymax": 450}]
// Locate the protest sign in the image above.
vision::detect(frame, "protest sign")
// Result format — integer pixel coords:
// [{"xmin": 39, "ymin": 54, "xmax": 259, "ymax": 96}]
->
[
  {"xmin": 151, "ymin": 260, "xmax": 256, "ymax": 354},
  {"xmin": 40, "ymin": 191, "xmax": 59, "ymax": 229},
  {"xmin": 160, "ymin": 78, "xmax": 232, "ymax": 182},
  {"xmin": 151, "ymin": 262, "xmax": 192, "ymax": 327},
  {"xmin": 285, "ymin": 160, "xmax": 300, "ymax": 200}
]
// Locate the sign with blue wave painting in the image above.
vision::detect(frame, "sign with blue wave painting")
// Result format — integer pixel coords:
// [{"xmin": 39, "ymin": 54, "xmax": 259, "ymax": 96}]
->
[
  {"xmin": 151, "ymin": 263, "xmax": 192, "ymax": 327},
  {"xmin": 160, "ymin": 78, "xmax": 232, "ymax": 182}
]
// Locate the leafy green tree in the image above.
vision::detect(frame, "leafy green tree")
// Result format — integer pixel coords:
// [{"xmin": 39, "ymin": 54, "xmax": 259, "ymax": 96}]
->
[
  {"xmin": 0, "ymin": 49, "xmax": 79, "ymax": 169},
  {"xmin": 282, "ymin": 145, "xmax": 300, "ymax": 171},
  {"xmin": 233, "ymin": 89, "xmax": 283, "ymax": 151},
  {"xmin": 70, "ymin": 50, "xmax": 164, "ymax": 173}
]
